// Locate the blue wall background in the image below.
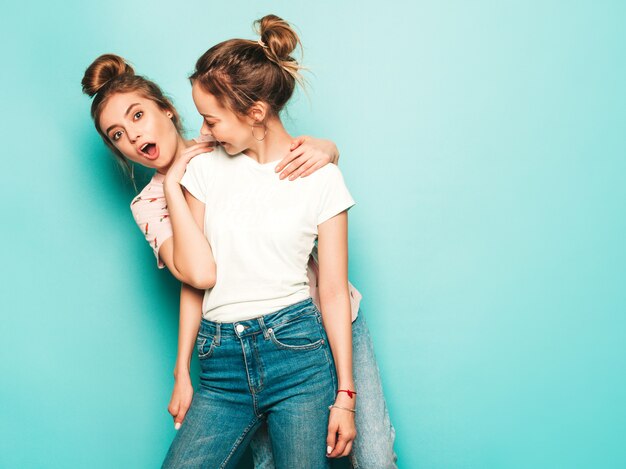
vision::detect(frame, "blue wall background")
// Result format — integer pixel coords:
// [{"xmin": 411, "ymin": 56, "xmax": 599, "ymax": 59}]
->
[{"xmin": 2, "ymin": 1, "xmax": 625, "ymax": 468}]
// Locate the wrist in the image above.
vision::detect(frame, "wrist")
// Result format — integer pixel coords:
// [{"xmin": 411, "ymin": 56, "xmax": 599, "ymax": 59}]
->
[
  {"xmin": 173, "ymin": 366, "xmax": 191, "ymax": 380},
  {"xmin": 163, "ymin": 178, "xmax": 181, "ymax": 193},
  {"xmin": 337, "ymin": 380, "xmax": 355, "ymax": 390},
  {"xmin": 337, "ymin": 388, "xmax": 357, "ymax": 399}
]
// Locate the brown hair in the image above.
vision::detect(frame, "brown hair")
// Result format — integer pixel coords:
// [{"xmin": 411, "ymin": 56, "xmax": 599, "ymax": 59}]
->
[
  {"xmin": 81, "ymin": 54, "xmax": 182, "ymax": 175},
  {"xmin": 190, "ymin": 14, "xmax": 304, "ymax": 118}
]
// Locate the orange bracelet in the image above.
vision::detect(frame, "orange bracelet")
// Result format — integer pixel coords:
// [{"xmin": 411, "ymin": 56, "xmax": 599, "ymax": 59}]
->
[{"xmin": 337, "ymin": 389, "xmax": 357, "ymax": 398}]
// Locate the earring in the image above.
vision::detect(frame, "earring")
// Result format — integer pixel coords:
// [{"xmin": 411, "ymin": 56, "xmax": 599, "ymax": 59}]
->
[{"xmin": 251, "ymin": 122, "xmax": 267, "ymax": 141}]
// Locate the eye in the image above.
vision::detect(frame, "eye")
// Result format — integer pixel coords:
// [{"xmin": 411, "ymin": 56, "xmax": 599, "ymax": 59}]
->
[
  {"xmin": 204, "ymin": 118, "xmax": 216, "ymax": 128},
  {"xmin": 133, "ymin": 111, "xmax": 143, "ymax": 120},
  {"xmin": 111, "ymin": 130, "xmax": 124, "ymax": 141}
]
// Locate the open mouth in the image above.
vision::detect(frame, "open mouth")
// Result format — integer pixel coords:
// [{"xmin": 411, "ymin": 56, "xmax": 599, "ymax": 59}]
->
[{"xmin": 140, "ymin": 143, "xmax": 159, "ymax": 159}]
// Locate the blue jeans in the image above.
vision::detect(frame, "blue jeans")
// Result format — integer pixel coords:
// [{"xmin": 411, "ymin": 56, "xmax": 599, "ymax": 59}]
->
[
  {"xmin": 162, "ymin": 298, "xmax": 337, "ymax": 468},
  {"xmin": 250, "ymin": 312, "xmax": 398, "ymax": 468}
]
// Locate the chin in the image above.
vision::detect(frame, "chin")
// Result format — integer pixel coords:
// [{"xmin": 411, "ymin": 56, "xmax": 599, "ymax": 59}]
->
[{"xmin": 221, "ymin": 143, "xmax": 239, "ymax": 155}]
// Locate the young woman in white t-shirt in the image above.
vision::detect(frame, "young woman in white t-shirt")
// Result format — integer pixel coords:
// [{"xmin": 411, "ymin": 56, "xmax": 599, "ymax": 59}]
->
[{"xmin": 159, "ymin": 15, "xmax": 358, "ymax": 467}]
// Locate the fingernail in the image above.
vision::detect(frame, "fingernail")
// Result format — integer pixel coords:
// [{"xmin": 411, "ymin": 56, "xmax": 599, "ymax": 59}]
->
[
  {"xmin": 327, "ymin": 446, "xmax": 333, "ymax": 454},
  {"xmin": 174, "ymin": 422, "xmax": 181, "ymax": 430},
  {"xmin": 275, "ymin": 167, "xmax": 281, "ymax": 172}
]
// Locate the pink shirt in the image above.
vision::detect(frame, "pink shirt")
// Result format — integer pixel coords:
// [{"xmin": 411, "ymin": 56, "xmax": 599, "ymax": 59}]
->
[{"xmin": 131, "ymin": 172, "xmax": 362, "ymax": 320}]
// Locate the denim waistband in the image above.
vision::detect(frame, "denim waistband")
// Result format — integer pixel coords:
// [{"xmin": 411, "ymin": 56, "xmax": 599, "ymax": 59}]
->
[{"xmin": 198, "ymin": 298, "xmax": 317, "ymax": 339}]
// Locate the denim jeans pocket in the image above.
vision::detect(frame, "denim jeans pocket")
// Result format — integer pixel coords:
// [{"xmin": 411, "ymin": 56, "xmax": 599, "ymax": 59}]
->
[
  {"xmin": 268, "ymin": 311, "xmax": 325, "ymax": 351},
  {"xmin": 196, "ymin": 333, "xmax": 216, "ymax": 359}
]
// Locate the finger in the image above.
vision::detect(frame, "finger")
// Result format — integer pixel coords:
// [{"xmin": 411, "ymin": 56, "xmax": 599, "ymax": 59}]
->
[
  {"xmin": 184, "ymin": 142, "xmax": 213, "ymax": 154},
  {"xmin": 194, "ymin": 134, "xmax": 215, "ymax": 143},
  {"xmin": 328, "ymin": 434, "xmax": 348, "ymax": 458},
  {"xmin": 288, "ymin": 158, "xmax": 318, "ymax": 180},
  {"xmin": 300, "ymin": 161, "xmax": 324, "ymax": 178},
  {"xmin": 326, "ymin": 422, "xmax": 338, "ymax": 458},
  {"xmin": 189, "ymin": 142, "xmax": 214, "ymax": 151},
  {"xmin": 175, "ymin": 402, "xmax": 190, "ymax": 428},
  {"xmin": 289, "ymin": 135, "xmax": 306, "ymax": 151},
  {"xmin": 188, "ymin": 142, "xmax": 213, "ymax": 151},
  {"xmin": 341, "ymin": 441, "xmax": 353, "ymax": 458},
  {"xmin": 183, "ymin": 145, "xmax": 213, "ymax": 161},
  {"xmin": 279, "ymin": 155, "xmax": 308, "ymax": 180},
  {"xmin": 168, "ymin": 400, "xmax": 179, "ymax": 419},
  {"xmin": 275, "ymin": 147, "xmax": 304, "ymax": 174}
]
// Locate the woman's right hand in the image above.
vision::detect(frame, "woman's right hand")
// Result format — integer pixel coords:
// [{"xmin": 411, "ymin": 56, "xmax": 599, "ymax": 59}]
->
[
  {"xmin": 164, "ymin": 140, "xmax": 214, "ymax": 189},
  {"xmin": 168, "ymin": 372, "xmax": 194, "ymax": 430}
]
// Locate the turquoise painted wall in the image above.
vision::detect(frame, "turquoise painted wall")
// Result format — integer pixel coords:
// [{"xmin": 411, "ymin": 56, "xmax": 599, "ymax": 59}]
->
[{"xmin": 2, "ymin": 1, "xmax": 625, "ymax": 468}]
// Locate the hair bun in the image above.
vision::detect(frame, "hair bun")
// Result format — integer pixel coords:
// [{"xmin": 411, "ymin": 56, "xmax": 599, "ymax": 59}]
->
[
  {"xmin": 81, "ymin": 54, "xmax": 135, "ymax": 97},
  {"xmin": 256, "ymin": 14, "xmax": 300, "ymax": 60}
]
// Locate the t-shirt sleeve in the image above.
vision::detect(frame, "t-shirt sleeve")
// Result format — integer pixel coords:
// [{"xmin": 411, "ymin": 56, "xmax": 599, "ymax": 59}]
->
[
  {"xmin": 317, "ymin": 165, "xmax": 355, "ymax": 225},
  {"xmin": 130, "ymin": 187, "xmax": 173, "ymax": 269},
  {"xmin": 180, "ymin": 153, "xmax": 213, "ymax": 203}
]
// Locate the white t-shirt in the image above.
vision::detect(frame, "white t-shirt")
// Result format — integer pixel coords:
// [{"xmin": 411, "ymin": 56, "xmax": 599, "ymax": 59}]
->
[{"xmin": 181, "ymin": 147, "xmax": 355, "ymax": 322}]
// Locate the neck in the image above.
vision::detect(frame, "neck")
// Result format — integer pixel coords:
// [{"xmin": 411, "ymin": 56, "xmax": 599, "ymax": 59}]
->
[
  {"xmin": 156, "ymin": 134, "xmax": 192, "ymax": 174},
  {"xmin": 243, "ymin": 117, "xmax": 292, "ymax": 164}
]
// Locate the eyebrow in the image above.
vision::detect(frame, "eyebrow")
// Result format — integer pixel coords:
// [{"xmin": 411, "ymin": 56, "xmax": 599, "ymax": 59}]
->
[{"xmin": 105, "ymin": 103, "xmax": 141, "ymax": 135}]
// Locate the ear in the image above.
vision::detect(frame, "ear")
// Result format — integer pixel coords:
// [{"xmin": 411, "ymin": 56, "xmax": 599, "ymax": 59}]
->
[
  {"xmin": 166, "ymin": 111, "xmax": 173, "ymax": 119},
  {"xmin": 247, "ymin": 101, "xmax": 269, "ymax": 124}
]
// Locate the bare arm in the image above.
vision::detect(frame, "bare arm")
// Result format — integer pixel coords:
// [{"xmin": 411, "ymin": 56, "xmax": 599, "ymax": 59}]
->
[
  {"xmin": 173, "ymin": 283, "xmax": 203, "ymax": 377},
  {"xmin": 168, "ymin": 283, "xmax": 203, "ymax": 429},
  {"xmin": 317, "ymin": 211, "xmax": 356, "ymax": 458},
  {"xmin": 155, "ymin": 238, "xmax": 187, "ymax": 283},
  {"xmin": 163, "ymin": 146, "xmax": 216, "ymax": 289}
]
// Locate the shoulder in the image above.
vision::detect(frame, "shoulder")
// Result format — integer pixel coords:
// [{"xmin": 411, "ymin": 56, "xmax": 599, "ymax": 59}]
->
[
  {"xmin": 186, "ymin": 146, "xmax": 231, "ymax": 172},
  {"xmin": 305, "ymin": 163, "xmax": 347, "ymax": 186},
  {"xmin": 130, "ymin": 173, "xmax": 165, "ymax": 219}
]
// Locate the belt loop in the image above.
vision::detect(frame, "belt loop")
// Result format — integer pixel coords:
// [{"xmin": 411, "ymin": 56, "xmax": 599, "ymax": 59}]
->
[
  {"xmin": 258, "ymin": 316, "xmax": 269, "ymax": 339},
  {"xmin": 215, "ymin": 322, "xmax": 221, "ymax": 346}
]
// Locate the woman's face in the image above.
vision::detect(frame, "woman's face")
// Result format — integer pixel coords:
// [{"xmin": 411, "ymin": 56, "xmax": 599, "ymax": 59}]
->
[
  {"xmin": 98, "ymin": 91, "xmax": 180, "ymax": 170},
  {"xmin": 192, "ymin": 83, "xmax": 251, "ymax": 155}
]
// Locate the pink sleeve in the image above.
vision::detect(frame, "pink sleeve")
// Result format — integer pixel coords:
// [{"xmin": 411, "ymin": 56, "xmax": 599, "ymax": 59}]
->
[{"xmin": 130, "ymin": 177, "xmax": 173, "ymax": 269}]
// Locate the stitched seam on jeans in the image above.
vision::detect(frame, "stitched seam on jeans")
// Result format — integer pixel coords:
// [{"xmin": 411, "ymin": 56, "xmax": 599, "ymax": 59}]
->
[
  {"xmin": 259, "ymin": 316, "xmax": 270, "ymax": 339},
  {"xmin": 268, "ymin": 330, "xmax": 324, "ymax": 351},
  {"xmin": 252, "ymin": 337, "xmax": 265, "ymax": 393},
  {"xmin": 239, "ymin": 335, "xmax": 263, "ymax": 418},
  {"xmin": 318, "ymin": 322, "xmax": 337, "ymax": 394},
  {"xmin": 266, "ymin": 305, "xmax": 317, "ymax": 330},
  {"xmin": 197, "ymin": 337, "xmax": 216, "ymax": 359},
  {"xmin": 219, "ymin": 417, "xmax": 260, "ymax": 469}
]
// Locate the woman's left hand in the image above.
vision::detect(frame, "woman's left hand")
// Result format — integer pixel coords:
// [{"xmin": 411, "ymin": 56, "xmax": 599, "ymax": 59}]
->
[
  {"xmin": 326, "ymin": 393, "xmax": 357, "ymax": 458},
  {"xmin": 275, "ymin": 136, "xmax": 339, "ymax": 180}
]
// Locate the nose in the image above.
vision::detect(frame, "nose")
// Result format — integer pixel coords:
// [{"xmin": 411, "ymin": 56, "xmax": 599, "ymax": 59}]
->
[
  {"xmin": 200, "ymin": 120, "xmax": 213, "ymax": 137},
  {"xmin": 128, "ymin": 127, "xmax": 141, "ymax": 144}
]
